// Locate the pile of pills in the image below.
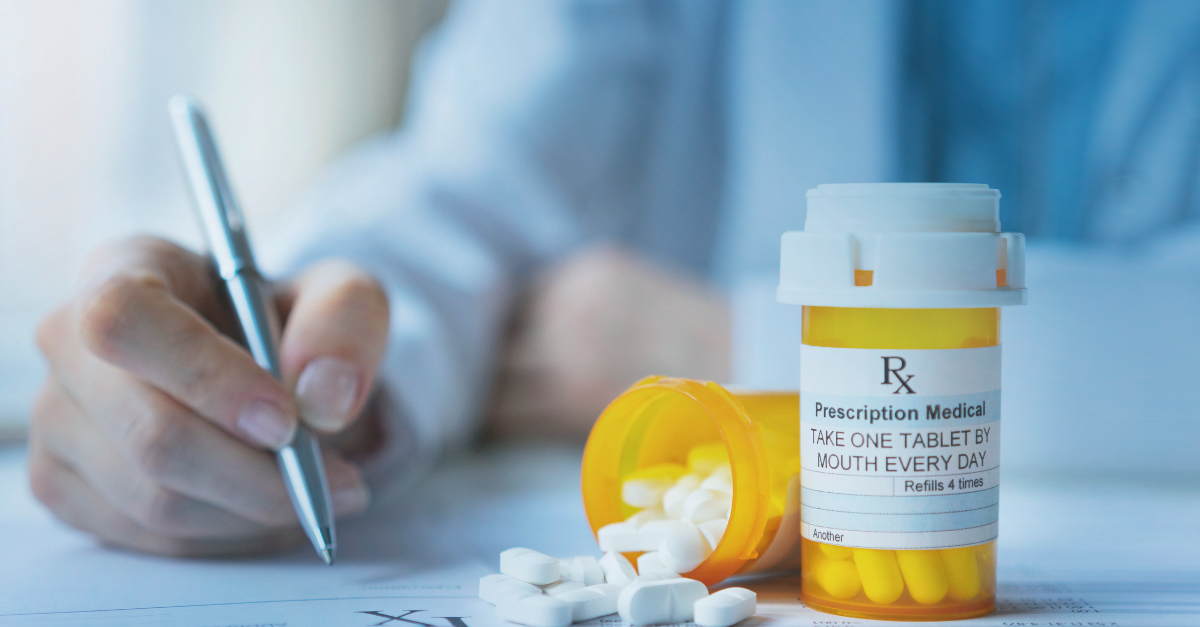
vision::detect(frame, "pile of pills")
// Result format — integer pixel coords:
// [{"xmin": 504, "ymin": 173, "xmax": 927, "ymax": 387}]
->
[
  {"xmin": 479, "ymin": 443, "xmax": 759, "ymax": 626},
  {"xmin": 480, "ymin": 547, "xmax": 755, "ymax": 627},
  {"xmin": 596, "ymin": 443, "xmax": 734, "ymax": 575}
]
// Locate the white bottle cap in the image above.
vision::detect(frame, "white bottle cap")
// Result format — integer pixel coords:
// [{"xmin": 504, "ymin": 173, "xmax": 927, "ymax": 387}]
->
[{"xmin": 777, "ymin": 183, "xmax": 1027, "ymax": 308}]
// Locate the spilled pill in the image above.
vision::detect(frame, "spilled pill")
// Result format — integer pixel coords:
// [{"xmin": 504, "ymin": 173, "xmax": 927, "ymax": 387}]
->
[
  {"xmin": 498, "ymin": 592, "xmax": 572, "ymax": 627},
  {"xmin": 540, "ymin": 577, "xmax": 585, "ymax": 597},
  {"xmin": 696, "ymin": 518, "xmax": 728, "ymax": 550},
  {"xmin": 618, "ymin": 576, "xmax": 709, "ymax": 625},
  {"xmin": 479, "ymin": 573, "xmax": 542, "ymax": 605},
  {"xmin": 562, "ymin": 556, "xmax": 605, "ymax": 586},
  {"xmin": 502, "ymin": 548, "xmax": 560, "ymax": 585},
  {"xmin": 599, "ymin": 552, "xmax": 636, "ymax": 586},
  {"xmin": 636, "ymin": 551, "xmax": 678, "ymax": 578},
  {"xmin": 658, "ymin": 526, "xmax": 712, "ymax": 574},
  {"xmin": 693, "ymin": 587, "xmax": 756, "ymax": 627},
  {"xmin": 557, "ymin": 583, "xmax": 623, "ymax": 621}
]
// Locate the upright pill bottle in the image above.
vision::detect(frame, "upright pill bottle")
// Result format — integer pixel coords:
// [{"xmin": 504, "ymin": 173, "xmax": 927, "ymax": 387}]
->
[
  {"xmin": 581, "ymin": 378, "xmax": 802, "ymax": 585},
  {"xmin": 777, "ymin": 183, "xmax": 1026, "ymax": 620}
]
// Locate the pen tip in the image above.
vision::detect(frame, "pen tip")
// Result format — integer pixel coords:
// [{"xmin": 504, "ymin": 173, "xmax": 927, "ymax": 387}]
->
[{"xmin": 320, "ymin": 548, "xmax": 335, "ymax": 565}]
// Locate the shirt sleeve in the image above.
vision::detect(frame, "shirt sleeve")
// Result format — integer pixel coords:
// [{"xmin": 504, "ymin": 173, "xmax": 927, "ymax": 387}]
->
[{"xmin": 258, "ymin": 0, "xmax": 666, "ymax": 485}]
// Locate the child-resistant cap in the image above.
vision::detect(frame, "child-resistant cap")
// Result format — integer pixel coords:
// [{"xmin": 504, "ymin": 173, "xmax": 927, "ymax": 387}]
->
[{"xmin": 777, "ymin": 183, "xmax": 1027, "ymax": 308}]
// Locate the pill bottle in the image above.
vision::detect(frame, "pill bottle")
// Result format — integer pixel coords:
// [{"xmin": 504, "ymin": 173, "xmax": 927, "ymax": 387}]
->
[
  {"xmin": 581, "ymin": 377, "xmax": 802, "ymax": 586},
  {"xmin": 777, "ymin": 183, "xmax": 1026, "ymax": 621}
]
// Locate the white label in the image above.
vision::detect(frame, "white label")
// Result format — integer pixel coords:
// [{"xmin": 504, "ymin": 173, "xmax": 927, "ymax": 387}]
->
[{"xmin": 800, "ymin": 345, "xmax": 1001, "ymax": 550}]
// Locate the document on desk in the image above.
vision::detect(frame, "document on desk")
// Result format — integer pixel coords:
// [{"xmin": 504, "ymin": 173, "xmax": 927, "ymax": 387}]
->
[{"xmin": 1, "ymin": 445, "xmax": 1197, "ymax": 626}]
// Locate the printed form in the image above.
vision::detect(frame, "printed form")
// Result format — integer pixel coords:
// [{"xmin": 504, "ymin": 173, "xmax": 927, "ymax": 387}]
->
[{"xmin": 0, "ymin": 445, "xmax": 1196, "ymax": 627}]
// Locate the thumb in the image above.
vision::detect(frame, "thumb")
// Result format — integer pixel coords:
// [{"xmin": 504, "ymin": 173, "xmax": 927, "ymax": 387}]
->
[{"xmin": 276, "ymin": 260, "xmax": 390, "ymax": 433}]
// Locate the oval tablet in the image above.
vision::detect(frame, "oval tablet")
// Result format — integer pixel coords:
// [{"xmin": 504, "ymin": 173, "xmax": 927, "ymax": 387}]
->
[
  {"xmin": 693, "ymin": 587, "xmax": 756, "ymax": 627},
  {"xmin": 599, "ymin": 552, "xmax": 637, "ymax": 586},
  {"xmin": 498, "ymin": 592, "xmax": 572, "ymax": 627},
  {"xmin": 562, "ymin": 556, "xmax": 605, "ymax": 586},
  {"xmin": 479, "ymin": 573, "xmax": 541, "ymax": 605},
  {"xmin": 557, "ymin": 583, "xmax": 623, "ymax": 621},
  {"xmin": 501, "ymin": 548, "xmax": 560, "ymax": 585},
  {"xmin": 658, "ymin": 526, "xmax": 712, "ymax": 574},
  {"xmin": 617, "ymin": 577, "xmax": 709, "ymax": 625}
]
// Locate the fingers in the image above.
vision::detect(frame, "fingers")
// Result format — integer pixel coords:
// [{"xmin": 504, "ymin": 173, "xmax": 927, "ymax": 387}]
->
[
  {"xmin": 28, "ymin": 446, "xmax": 305, "ymax": 558},
  {"xmin": 69, "ymin": 260, "xmax": 298, "ymax": 450},
  {"xmin": 32, "ymin": 354, "xmax": 370, "ymax": 529},
  {"xmin": 277, "ymin": 260, "xmax": 390, "ymax": 433}
]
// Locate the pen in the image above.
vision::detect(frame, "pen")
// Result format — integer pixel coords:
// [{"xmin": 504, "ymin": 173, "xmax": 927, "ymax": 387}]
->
[{"xmin": 167, "ymin": 95, "xmax": 337, "ymax": 565}]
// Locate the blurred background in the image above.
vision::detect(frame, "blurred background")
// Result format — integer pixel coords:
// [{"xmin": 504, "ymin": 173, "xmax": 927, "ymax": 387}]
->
[
  {"xmin": 0, "ymin": 0, "xmax": 447, "ymax": 436},
  {"xmin": 0, "ymin": 0, "xmax": 1197, "ymax": 484}
]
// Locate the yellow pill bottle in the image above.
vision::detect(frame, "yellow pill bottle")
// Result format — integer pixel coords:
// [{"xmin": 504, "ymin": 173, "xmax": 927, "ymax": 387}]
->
[
  {"xmin": 581, "ymin": 378, "xmax": 802, "ymax": 585},
  {"xmin": 778, "ymin": 184, "xmax": 1027, "ymax": 621}
]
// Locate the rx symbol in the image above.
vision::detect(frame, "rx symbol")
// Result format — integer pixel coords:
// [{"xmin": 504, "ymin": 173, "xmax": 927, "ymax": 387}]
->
[{"xmin": 881, "ymin": 356, "xmax": 915, "ymax": 394}]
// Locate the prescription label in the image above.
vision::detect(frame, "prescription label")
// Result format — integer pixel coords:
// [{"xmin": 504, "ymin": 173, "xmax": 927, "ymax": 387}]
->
[{"xmin": 799, "ymin": 345, "xmax": 1000, "ymax": 550}]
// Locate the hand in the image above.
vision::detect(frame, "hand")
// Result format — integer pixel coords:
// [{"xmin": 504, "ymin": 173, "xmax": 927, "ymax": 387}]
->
[
  {"xmin": 30, "ymin": 237, "xmax": 390, "ymax": 557},
  {"xmin": 488, "ymin": 246, "xmax": 730, "ymax": 439}
]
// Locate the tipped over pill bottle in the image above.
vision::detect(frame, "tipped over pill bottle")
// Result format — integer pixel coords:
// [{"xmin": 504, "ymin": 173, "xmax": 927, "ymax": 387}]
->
[
  {"xmin": 581, "ymin": 378, "xmax": 802, "ymax": 585},
  {"xmin": 777, "ymin": 183, "xmax": 1027, "ymax": 621}
]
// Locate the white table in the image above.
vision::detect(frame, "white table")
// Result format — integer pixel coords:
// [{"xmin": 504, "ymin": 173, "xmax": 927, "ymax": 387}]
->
[{"xmin": 1, "ymin": 442, "xmax": 1197, "ymax": 626}]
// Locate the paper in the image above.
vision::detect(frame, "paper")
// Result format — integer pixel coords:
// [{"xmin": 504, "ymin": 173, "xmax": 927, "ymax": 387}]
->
[{"xmin": 1, "ymin": 444, "xmax": 1197, "ymax": 626}]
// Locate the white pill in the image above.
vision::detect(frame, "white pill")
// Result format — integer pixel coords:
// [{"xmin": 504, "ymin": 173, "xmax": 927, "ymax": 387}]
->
[
  {"xmin": 632, "ymin": 571, "xmax": 678, "ymax": 584},
  {"xmin": 696, "ymin": 518, "xmax": 729, "ymax": 550},
  {"xmin": 625, "ymin": 508, "xmax": 666, "ymax": 528},
  {"xmin": 599, "ymin": 519, "xmax": 688, "ymax": 552},
  {"xmin": 498, "ymin": 591, "xmax": 572, "ymax": 627},
  {"xmin": 658, "ymin": 526, "xmax": 713, "ymax": 573},
  {"xmin": 480, "ymin": 573, "xmax": 542, "ymax": 605},
  {"xmin": 597, "ymin": 522, "xmax": 638, "ymax": 552},
  {"xmin": 709, "ymin": 464, "xmax": 733, "ymax": 481},
  {"xmin": 561, "ymin": 556, "xmax": 605, "ymax": 586},
  {"xmin": 685, "ymin": 490, "xmax": 731, "ymax": 525},
  {"xmin": 639, "ymin": 519, "xmax": 688, "ymax": 536},
  {"xmin": 501, "ymin": 548, "xmax": 560, "ymax": 585},
  {"xmin": 617, "ymin": 577, "xmax": 709, "ymax": 625},
  {"xmin": 677, "ymin": 473, "xmax": 704, "ymax": 490},
  {"xmin": 557, "ymin": 583, "xmax": 623, "ymax": 621},
  {"xmin": 699, "ymin": 475, "xmax": 734, "ymax": 495},
  {"xmin": 662, "ymin": 484, "xmax": 692, "ymax": 519},
  {"xmin": 599, "ymin": 552, "xmax": 637, "ymax": 586},
  {"xmin": 622, "ymin": 477, "xmax": 673, "ymax": 508},
  {"xmin": 539, "ymin": 577, "xmax": 585, "ymax": 597},
  {"xmin": 636, "ymin": 551, "xmax": 679, "ymax": 578},
  {"xmin": 694, "ymin": 587, "xmax": 757, "ymax": 627}
]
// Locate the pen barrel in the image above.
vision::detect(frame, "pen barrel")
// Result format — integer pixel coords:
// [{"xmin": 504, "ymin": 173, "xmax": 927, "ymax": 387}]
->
[
  {"xmin": 279, "ymin": 428, "xmax": 336, "ymax": 552},
  {"xmin": 225, "ymin": 271, "xmax": 284, "ymax": 379}
]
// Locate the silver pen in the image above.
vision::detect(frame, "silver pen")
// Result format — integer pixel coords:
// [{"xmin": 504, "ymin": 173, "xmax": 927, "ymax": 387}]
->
[{"xmin": 167, "ymin": 95, "xmax": 337, "ymax": 565}]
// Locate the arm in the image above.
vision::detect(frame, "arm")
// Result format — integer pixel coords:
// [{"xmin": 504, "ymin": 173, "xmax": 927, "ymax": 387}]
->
[{"xmin": 260, "ymin": 0, "xmax": 668, "ymax": 483}]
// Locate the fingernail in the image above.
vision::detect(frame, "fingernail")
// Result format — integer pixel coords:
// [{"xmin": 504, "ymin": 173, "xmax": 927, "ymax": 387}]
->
[
  {"xmin": 237, "ymin": 400, "xmax": 295, "ymax": 449},
  {"xmin": 297, "ymin": 357, "xmax": 361, "ymax": 432},
  {"xmin": 332, "ymin": 483, "xmax": 371, "ymax": 515}
]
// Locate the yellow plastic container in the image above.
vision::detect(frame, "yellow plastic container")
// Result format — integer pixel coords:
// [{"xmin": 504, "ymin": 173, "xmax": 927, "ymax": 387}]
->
[
  {"xmin": 798, "ymin": 306, "xmax": 998, "ymax": 621},
  {"xmin": 581, "ymin": 377, "xmax": 800, "ymax": 585}
]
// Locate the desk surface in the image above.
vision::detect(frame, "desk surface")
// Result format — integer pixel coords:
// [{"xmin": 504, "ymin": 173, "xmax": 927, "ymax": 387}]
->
[{"xmin": 0, "ymin": 443, "xmax": 1197, "ymax": 626}]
